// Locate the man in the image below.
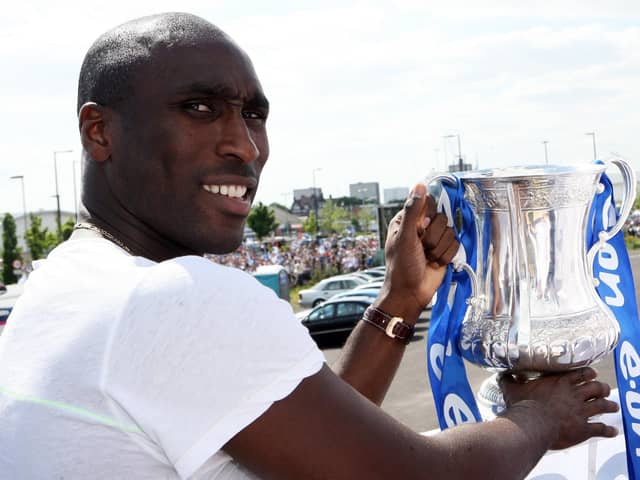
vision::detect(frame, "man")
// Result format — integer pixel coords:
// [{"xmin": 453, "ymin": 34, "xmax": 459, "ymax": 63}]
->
[{"xmin": 0, "ymin": 13, "xmax": 618, "ymax": 479}]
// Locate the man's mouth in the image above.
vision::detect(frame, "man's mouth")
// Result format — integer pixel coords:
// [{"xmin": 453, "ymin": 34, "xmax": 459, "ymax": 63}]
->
[{"xmin": 202, "ymin": 184, "xmax": 248, "ymax": 200}]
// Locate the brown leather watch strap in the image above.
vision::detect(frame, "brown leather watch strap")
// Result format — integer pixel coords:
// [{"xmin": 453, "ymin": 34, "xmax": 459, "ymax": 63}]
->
[{"xmin": 362, "ymin": 306, "xmax": 415, "ymax": 344}]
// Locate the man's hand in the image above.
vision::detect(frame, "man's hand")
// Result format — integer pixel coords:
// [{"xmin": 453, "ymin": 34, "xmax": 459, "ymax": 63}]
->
[
  {"xmin": 500, "ymin": 367, "xmax": 619, "ymax": 450},
  {"xmin": 375, "ymin": 182, "xmax": 459, "ymax": 320}
]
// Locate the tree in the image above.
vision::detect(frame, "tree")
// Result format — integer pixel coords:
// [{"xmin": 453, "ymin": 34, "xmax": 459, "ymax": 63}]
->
[
  {"xmin": 61, "ymin": 217, "xmax": 76, "ymax": 241},
  {"xmin": 319, "ymin": 200, "xmax": 349, "ymax": 234},
  {"xmin": 247, "ymin": 202, "xmax": 278, "ymax": 241},
  {"xmin": 303, "ymin": 210, "xmax": 317, "ymax": 235},
  {"xmin": 2, "ymin": 213, "xmax": 21, "ymax": 284},
  {"xmin": 25, "ymin": 214, "xmax": 60, "ymax": 260},
  {"xmin": 357, "ymin": 206, "xmax": 376, "ymax": 233},
  {"xmin": 333, "ymin": 196, "xmax": 364, "ymax": 208}
]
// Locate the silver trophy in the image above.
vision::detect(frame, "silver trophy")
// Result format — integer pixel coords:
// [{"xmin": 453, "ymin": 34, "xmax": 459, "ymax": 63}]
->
[{"xmin": 430, "ymin": 160, "xmax": 636, "ymax": 415}]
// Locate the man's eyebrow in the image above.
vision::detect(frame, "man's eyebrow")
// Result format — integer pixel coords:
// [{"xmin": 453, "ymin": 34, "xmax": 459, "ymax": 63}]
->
[{"xmin": 175, "ymin": 82, "xmax": 269, "ymax": 109}]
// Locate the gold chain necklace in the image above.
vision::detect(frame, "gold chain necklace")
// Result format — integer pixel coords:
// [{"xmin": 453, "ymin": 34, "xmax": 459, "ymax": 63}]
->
[{"xmin": 73, "ymin": 223, "xmax": 132, "ymax": 254}]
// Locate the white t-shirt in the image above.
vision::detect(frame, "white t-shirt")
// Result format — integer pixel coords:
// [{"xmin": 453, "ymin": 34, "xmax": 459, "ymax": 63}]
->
[{"xmin": 0, "ymin": 238, "xmax": 325, "ymax": 479}]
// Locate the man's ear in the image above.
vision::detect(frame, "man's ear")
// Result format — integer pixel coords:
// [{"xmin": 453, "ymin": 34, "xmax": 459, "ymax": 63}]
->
[{"xmin": 78, "ymin": 102, "xmax": 112, "ymax": 163}]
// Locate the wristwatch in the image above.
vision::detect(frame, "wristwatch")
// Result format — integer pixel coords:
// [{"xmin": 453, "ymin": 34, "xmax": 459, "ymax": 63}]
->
[{"xmin": 362, "ymin": 306, "xmax": 415, "ymax": 344}]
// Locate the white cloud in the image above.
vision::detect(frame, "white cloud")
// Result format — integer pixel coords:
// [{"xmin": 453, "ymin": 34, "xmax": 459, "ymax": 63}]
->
[{"xmin": 1, "ymin": 1, "xmax": 639, "ymax": 216}]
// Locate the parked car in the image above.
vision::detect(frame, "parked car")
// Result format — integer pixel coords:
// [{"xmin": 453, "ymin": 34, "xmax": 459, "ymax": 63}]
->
[
  {"xmin": 361, "ymin": 269, "xmax": 385, "ymax": 278},
  {"xmin": 346, "ymin": 272, "xmax": 378, "ymax": 283},
  {"xmin": 352, "ymin": 280, "xmax": 384, "ymax": 291},
  {"xmin": 348, "ymin": 282, "xmax": 436, "ymax": 309},
  {"xmin": 300, "ymin": 296, "xmax": 374, "ymax": 337},
  {"xmin": 331, "ymin": 289, "xmax": 380, "ymax": 301},
  {"xmin": 298, "ymin": 275, "xmax": 367, "ymax": 308}
]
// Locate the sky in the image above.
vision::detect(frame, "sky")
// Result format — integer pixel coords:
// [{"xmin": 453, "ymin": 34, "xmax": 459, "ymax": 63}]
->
[{"xmin": 1, "ymin": 0, "xmax": 639, "ymax": 217}]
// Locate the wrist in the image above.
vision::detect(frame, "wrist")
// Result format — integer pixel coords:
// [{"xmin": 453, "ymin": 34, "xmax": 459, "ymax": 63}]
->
[
  {"xmin": 501, "ymin": 400, "xmax": 557, "ymax": 451},
  {"xmin": 373, "ymin": 290, "xmax": 423, "ymax": 325}
]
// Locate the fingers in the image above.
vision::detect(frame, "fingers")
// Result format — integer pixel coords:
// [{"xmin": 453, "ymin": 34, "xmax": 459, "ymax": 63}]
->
[
  {"xmin": 401, "ymin": 183, "xmax": 429, "ymax": 231},
  {"xmin": 420, "ymin": 210, "xmax": 458, "ymax": 266},
  {"xmin": 576, "ymin": 379, "xmax": 610, "ymax": 401},
  {"xmin": 564, "ymin": 367, "xmax": 598, "ymax": 385},
  {"xmin": 583, "ymin": 397, "xmax": 619, "ymax": 418},
  {"xmin": 396, "ymin": 181, "xmax": 458, "ymax": 267},
  {"xmin": 584, "ymin": 421, "xmax": 619, "ymax": 439}
]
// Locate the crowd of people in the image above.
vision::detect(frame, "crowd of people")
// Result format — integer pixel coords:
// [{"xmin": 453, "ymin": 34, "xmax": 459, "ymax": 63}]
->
[{"xmin": 209, "ymin": 234, "xmax": 381, "ymax": 285}]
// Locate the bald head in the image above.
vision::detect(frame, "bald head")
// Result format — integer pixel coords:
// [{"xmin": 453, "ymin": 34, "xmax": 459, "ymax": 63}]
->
[{"xmin": 77, "ymin": 12, "xmax": 231, "ymax": 113}]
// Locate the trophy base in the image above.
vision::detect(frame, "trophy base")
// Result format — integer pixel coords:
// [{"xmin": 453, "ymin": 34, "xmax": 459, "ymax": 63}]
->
[
  {"xmin": 477, "ymin": 371, "xmax": 548, "ymax": 420},
  {"xmin": 476, "ymin": 374, "xmax": 505, "ymax": 420}
]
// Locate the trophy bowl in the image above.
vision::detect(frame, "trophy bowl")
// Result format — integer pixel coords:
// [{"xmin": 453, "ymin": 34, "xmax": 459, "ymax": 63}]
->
[{"xmin": 431, "ymin": 160, "xmax": 636, "ymax": 398}]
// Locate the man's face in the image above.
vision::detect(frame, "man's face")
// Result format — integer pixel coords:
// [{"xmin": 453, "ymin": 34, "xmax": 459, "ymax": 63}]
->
[{"xmin": 107, "ymin": 39, "xmax": 269, "ymax": 254}]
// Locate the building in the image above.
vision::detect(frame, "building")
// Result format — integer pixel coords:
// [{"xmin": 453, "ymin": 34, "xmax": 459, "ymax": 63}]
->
[
  {"xmin": 291, "ymin": 187, "xmax": 324, "ymax": 216},
  {"xmin": 383, "ymin": 187, "xmax": 409, "ymax": 204},
  {"xmin": 269, "ymin": 204, "xmax": 304, "ymax": 236},
  {"xmin": 349, "ymin": 182, "xmax": 380, "ymax": 204}
]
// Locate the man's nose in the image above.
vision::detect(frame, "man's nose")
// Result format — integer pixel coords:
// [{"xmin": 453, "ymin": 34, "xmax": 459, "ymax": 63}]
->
[{"xmin": 216, "ymin": 112, "xmax": 260, "ymax": 163}]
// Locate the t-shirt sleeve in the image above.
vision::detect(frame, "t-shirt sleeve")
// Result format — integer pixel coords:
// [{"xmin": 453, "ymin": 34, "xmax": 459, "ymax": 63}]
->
[{"xmin": 104, "ymin": 257, "xmax": 325, "ymax": 479}]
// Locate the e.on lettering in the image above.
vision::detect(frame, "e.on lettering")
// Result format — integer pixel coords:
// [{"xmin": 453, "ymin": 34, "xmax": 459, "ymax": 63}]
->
[{"xmin": 619, "ymin": 341, "xmax": 640, "ymax": 457}]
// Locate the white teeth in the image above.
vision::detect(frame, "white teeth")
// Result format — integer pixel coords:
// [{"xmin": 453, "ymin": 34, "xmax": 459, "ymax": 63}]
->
[{"xmin": 203, "ymin": 184, "xmax": 247, "ymax": 198}]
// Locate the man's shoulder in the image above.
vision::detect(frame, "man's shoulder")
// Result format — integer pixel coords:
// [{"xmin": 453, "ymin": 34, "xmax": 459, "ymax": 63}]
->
[{"xmin": 141, "ymin": 255, "xmax": 262, "ymax": 296}]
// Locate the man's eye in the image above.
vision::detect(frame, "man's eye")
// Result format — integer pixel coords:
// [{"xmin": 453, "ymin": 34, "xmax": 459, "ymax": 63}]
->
[
  {"xmin": 242, "ymin": 110, "xmax": 267, "ymax": 120},
  {"xmin": 185, "ymin": 102, "xmax": 213, "ymax": 113}
]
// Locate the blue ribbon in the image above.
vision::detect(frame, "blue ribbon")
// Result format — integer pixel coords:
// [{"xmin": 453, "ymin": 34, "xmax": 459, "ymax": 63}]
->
[
  {"xmin": 427, "ymin": 179, "xmax": 483, "ymax": 429},
  {"xmin": 587, "ymin": 171, "xmax": 640, "ymax": 479}
]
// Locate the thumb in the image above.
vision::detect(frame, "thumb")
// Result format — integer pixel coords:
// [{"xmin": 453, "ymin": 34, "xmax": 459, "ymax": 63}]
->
[{"xmin": 401, "ymin": 183, "xmax": 428, "ymax": 228}]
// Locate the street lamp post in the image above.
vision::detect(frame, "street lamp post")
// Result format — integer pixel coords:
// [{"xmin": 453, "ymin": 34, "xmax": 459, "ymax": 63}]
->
[
  {"xmin": 542, "ymin": 141, "xmax": 549, "ymax": 165},
  {"xmin": 585, "ymin": 132, "xmax": 597, "ymax": 161},
  {"xmin": 312, "ymin": 168, "xmax": 322, "ymax": 239},
  {"xmin": 9, "ymin": 175, "xmax": 28, "ymax": 250},
  {"xmin": 53, "ymin": 149, "xmax": 73, "ymax": 237},
  {"xmin": 72, "ymin": 160, "xmax": 80, "ymax": 222}
]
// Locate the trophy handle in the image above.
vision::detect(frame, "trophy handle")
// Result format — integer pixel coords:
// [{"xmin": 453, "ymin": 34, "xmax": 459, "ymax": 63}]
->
[
  {"xmin": 425, "ymin": 173, "xmax": 482, "ymax": 307},
  {"xmin": 587, "ymin": 157, "xmax": 637, "ymax": 279}
]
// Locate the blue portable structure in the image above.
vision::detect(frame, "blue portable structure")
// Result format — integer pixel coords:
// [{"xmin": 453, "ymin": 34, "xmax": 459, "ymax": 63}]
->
[{"xmin": 253, "ymin": 265, "xmax": 290, "ymax": 301}]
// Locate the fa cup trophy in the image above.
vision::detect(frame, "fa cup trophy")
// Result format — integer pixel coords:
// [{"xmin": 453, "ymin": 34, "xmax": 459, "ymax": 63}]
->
[{"xmin": 428, "ymin": 159, "xmax": 636, "ymax": 416}]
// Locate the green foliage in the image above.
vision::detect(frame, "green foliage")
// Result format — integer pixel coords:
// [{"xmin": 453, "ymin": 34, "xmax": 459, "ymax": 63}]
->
[
  {"xmin": 634, "ymin": 193, "xmax": 640, "ymax": 211},
  {"xmin": 319, "ymin": 200, "xmax": 349, "ymax": 234},
  {"xmin": 303, "ymin": 210, "xmax": 317, "ymax": 235},
  {"xmin": 310, "ymin": 265, "xmax": 338, "ymax": 284},
  {"xmin": 357, "ymin": 206, "xmax": 376, "ymax": 233},
  {"xmin": 625, "ymin": 233, "xmax": 640, "ymax": 250},
  {"xmin": 61, "ymin": 217, "xmax": 75, "ymax": 241},
  {"xmin": 25, "ymin": 214, "xmax": 60, "ymax": 260},
  {"xmin": 2, "ymin": 213, "xmax": 20, "ymax": 284},
  {"xmin": 333, "ymin": 196, "xmax": 364, "ymax": 207},
  {"xmin": 247, "ymin": 202, "xmax": 278, "ymax": 241}
]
